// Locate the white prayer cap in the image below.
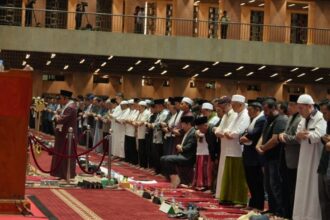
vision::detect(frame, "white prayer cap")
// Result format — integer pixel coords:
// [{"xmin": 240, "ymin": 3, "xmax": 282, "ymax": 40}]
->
[
  {"xmin": 202, "ymin": 102, "xmax": 213, "ymax": 110},
  {"xmin": 105, "ymin": 99, "xmax": 111, "ymax": 104},
  {"xmin": 297, "ymin": 94, "xmax": 314, "ymax": 105},
  {"xmin": 165, "ymin": 98, "xmax": 169, "ymax": 103},
  {"xmin": 128, "ymin": 99, "xmax": 134, "ymax": 104},
  {"xmin": 138, "ymin": 101, "xmax": 147, "ymax": 106},
  {"xmin": 145, "ymin": 99, "xmax": 152, "ymax": 104},
  {"xmin": 231, "ymin": 94, "xmax": 245, "ymax": 103},
  {"xmin": 120, "ymin": 100, "xmax": 128, "ymax": 105},
  {"xmin": 182, "ymin": 97, "xmax": 193, "ymax": 106}
]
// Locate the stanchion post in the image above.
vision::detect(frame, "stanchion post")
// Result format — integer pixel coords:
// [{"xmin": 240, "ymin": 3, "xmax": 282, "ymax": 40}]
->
[
  {"xmin": 85, "ymin": 125, "xmax": 90, "ymax": 172},
  {"xmin": 66, "ymin": 127, "xmax": 73, "ymax": 183},
  {"xmin": 107, "ymin": 129, "xmax": 112, "ymax": 181}
]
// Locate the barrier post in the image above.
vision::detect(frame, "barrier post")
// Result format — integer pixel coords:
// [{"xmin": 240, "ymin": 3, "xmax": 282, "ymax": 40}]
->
[
  {"xmin": 85, "ymin": 125, "xmax": 90, "ymax": 172},
  {"xmin": 107, "ymin": 129, "xmax": 112, "ymax": 181},
  {"xmin": 66, "ymin": 127, "xmax": 73, "ymax": 183}
]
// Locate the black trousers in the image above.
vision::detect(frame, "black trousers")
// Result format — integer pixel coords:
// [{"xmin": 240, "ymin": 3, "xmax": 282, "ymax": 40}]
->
[
  {"xmin": 138, "ymin": 139, "xmax": 147, "ymax": 168},
  {"xmin": 124, "ymin": 136, "xmax": 138, "ymax": 164},
  {"xmin": 151, "ymin": 143, "xmax": 163, "ymax": 174},
  {"xmin": 25, "ymin": 10, "xmax": 32, "ymax": 26},
  {"xmin": 221, "ymin": 24, "xmax": 228, "ymax": 39},
  {"xmin": 160, "ymin": 154, "xmax": 191, "ymax": 176},
  {"xmin": 163, "ymin": 136, "xmax": 174, "ymax": 156},
  {"xmin": 244, "ymin": 165, "xmax": 265, "ymax": 210},
  {"xmin": 319, "ymin": 174, "xmax": 330, "ymax": 220},
  {"xmin": 145, "ymin": 132, "xmax": 153, "ymax": 168},
  {"xmin": 264, "ymin": 159, "xmax": 285, "ymax": 217},
  {"xmin": 281, "ymin": 166, "xmax": 297, "ymax": 219}
]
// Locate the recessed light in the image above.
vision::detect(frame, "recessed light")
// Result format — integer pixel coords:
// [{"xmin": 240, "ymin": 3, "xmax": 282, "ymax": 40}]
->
[
  {"xmin": 246, "ymin": 72, "xmax": 254, "ymax": 76},
  {"xmin": 25, "ymin": 54, "xmax": 30, "ymax": 59},
  {"xmin": 63, "ymin": 65, "xmax": 69, "ymax": 70},
  {"xmin": 236, "ymin": 66, "xmax": 244, "ymax": 71},
  {"xmin": 127, "ymin": 67, "xmax": 133, "ymax": 71},
  {"xmin": 240, "ymin": 3, "xmax": 246, "ymax": 6},
  {"xmin": 108, "ymin": 55, "xmax": 113, "ymax": 60},
  {"xmin": 288, "ymin": 4, "xmax": 295, "ymax": 7},
  {"xmin": 258, "ymin": 65, "xmax": 266, "ymax": 70},
  {"xmin": 51, "ymin": 53, "xmax": 56, "ymax": 59},
  {"xmin": 193, "ymin": 74, "xmax": 199, "ymax": 78},
  {"xmin": 225, "ymin": 72, "xmax": 232, "ymax": 77},
  {"xmin": 297, "ymin": 73, "xmax": 306, "ymax": 77},
  {"xmin": 285, "ymin": 78, "xmax": 293, "ymax": 83},
  {"xmin": 95, "ymin": 68, "xmax": 100, "ymax": 73},
  {"xmin": 46, "ymin": 60, "xmax": 51, "ymax": 66},
  {"xmin": 303, "ymin": 6, "xmax": 309, "ymax": 9},
  {"xmin": 291, "ymin": 67, "xmax": 299, "ymax": 72},
  {"xmin": 202, "ymin": 67, "xmax": 209, "ymax": 72},
  {"xmin": 311, "ymin": 67, "xmax": 319, "ymax": 71},
  {"xmin": 315, "ymin": 77, "xmax": 324, "ymax": 82},
  {"xmin": 155, "ymin": 59, "xmax": 161, "ymax": 64},
  {"xmin": 249, "ymin": 0, "xmax": 255, "ymax": 3},
  {"xmin": 148, "ymin": 66, "xmax": 155, "ymax": 71},
  {"xmin": 79, "ymin": 59, "xmax": 85, "ymax": 64},
  {"xmin": 101, "ymin": 62, "xmax": 107, "ymax": 67},
  {"xmin": 258, "ymin": 3, "xmax": 264, "ymax": 7},
  {"xmin": 161, "ymin": 70, "xmax": 167, "ymax": 75},
  {"xmin": 182, "ymin": 65, "xmax": 190, "ymax": 70},
  {"xmin": 212, "ymin": 61, "xmax": 219, "ymax": 66},
  {"xmin": 22, "ymin": 61, "xmax": 26, "ymax": 66},
  {"xmin": 193, "ymin": 0, "xmax": 200, "ymax": 6},
  {"xmin": 135, "ymin": 60, "xmax": 141, "ymax": 65},
  {"xmin": 270, "ymin": 73, "xmax": 278, "ymax": 77},
  {"xmin": 102, "ymin": 75, "xmax": 109, "ymax": 78}
]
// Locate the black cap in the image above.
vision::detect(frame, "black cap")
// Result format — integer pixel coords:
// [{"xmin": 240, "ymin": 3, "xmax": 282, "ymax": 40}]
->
[
  {"xmin": 248, "ymin": 102, "xmax": 262, "ymax": 110},
  {"xmin": 180, "ymin": 115, "xmax": 195, "ymax": 124},
  {"xmin": 168, "ymin": 97, "xmax": 175, "ymax": 105},
  {"xmin": 110, "ymin": 98, "xmax": 117, "ymax": 104},
  {"xmin": 174, "ymin": 96, "xmax": 183, "ymax": 103},
  {"xmin": 100, "ymin": 96, "xmax": 109, "ymax": 102},
  {"xmin": 60, "ymin": 90, "xmax": 73, "ymax": 98},
  {"xmin": 195, "ymin": 116, "xmax": 208, "ymax": 125},
  {"xmin": 154, "ymin": 99, "xmax": 164, "ymax": 105},
  {"xmin": 217, "ymin": 96, "xmax": 231, "ymax": 104},
  {"xmin": 289, "ymin": 95, "xmax": 299, "ymax": 103},
  {"xmin": 77, "ymin": 95, "xmax": 84, "ymax": 101},
  {"xmin": 134, "ymin": 98, "xmax": 140, "ymax": 103},
  {"xmin": 196, "ymin": 99, "xmax": 208, "ymax": 106}
]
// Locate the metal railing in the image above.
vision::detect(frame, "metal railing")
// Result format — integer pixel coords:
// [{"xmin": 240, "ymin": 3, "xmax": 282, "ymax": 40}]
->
[{"xmin": 1, "ymin": 6, "xmax": 329, "ymax": 45}]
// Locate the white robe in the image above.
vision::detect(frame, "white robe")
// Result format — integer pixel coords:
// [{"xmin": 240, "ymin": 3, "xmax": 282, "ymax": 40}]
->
[
  {"xmin": 111, "ymin": 106, "xmax": 122, "ymax": 157},
  {"xmin": 293, "ymin": 110, "xmax": 326, "ymax": 220},
  {"xmin": 214, "ymin": 109, "xmax": 237, "ymax": 199},
  {"xmin": 113, "ymin": 108, "xmax": 130, "ymax": 158}
]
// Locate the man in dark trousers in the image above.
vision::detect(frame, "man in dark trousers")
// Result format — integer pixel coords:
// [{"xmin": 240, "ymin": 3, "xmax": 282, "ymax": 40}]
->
[
  {"xmin": 25, "ymin": 0, "xmax": 36, "ymax": 27},
  {"xmin": 278, "ymin": 95, "xmax": 302, "ymax": 218},
  {"xmin": 160, "ymin": 116, "xmax": 197, "ymax": 188},
  {"xmin": 240, "ymin": 101, "xmax": 266, "ymax": 211},
  {"xmin": 50, "ymin": 90, "xmax": 77, "ymax": 180}
]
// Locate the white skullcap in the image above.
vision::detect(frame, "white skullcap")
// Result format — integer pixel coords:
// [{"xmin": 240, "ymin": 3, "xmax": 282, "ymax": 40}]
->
[
  {"xmin": 182, "ymin": 97, "xmax": 193, "ymax": 106},
  {"xmin": 231, "ymin": 94, "xmax": 245, "ymax": 103},
  {"xmin": 105, "ymin": 99, "xmax": 111, "ymax": 104},
  {"xmin": 138, "ymin": 101, "xmax": 147, "ymax": 106},
  {"xmin": 165, "ymin": 98, "xmax": 169, "ymax": 103},
  {"xmin": 202, "ymin": 102, "xmax": 213, "ymax": 110},
  {"xmin": 145, "ymin": 99, "xmax": 152, "ymax": 104},
  {"xmin": 120, "ymin": 101, "xmax": 128, "ymax": 105},
  {"xmin": 128, "ymin": 99, "xmax": 134, "ymax": 104},
  {"xmin": 297, "ymin": 94, "xmax": 314, "ymax": 105}
]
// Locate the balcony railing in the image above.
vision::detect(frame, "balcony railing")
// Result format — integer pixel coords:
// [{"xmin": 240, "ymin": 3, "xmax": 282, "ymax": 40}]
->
[{"xmin": 0, "ymin": 6, "xmax": 329, "ymax": 45}]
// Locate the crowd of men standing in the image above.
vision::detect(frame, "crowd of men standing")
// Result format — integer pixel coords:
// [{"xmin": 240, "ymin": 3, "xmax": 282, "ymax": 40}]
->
[{"xmin": 30, "ymin": 91, "xmax": 330, "ymax": 220}]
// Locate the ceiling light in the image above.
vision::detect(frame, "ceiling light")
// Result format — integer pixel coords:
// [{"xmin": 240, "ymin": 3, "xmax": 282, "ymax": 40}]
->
[
  {"xmin": 225, "ymin": 72, "xmax": 232, "ymax": 77},
  {"xmin": 51, "ymin": 53, "xmax": 56, "ymax": 59},
  {"xmin": 288, "ymin": 3, "xmax": 295, "ymax": 7},
  {"xmin": 25, "ymin": 54, "xmax": 30, "ymax": 59},
  {"xmin": 311, "ymin": 67, "xmax": 319, "ymax": 71},
  {"xmin": 285, "ymin": 78, "xmax": 293, "ymax": 83},
  {"xmin": 161, "ymin": 70, "xmax": 167, "ymax": 75},
  {"xmin": 270, "ymin": 73, "xmax": 278, "ymax": 77},
  {"xmin": 63, "ymin": 65, "xmax": 69, "ymax": 70},
  {"xmin": 202, "ymin": 67, "xmax": 209, "ymax": 72},
  {"xmin": 291, "ymin": 67, "xmax": 299, "ymax": 72},
  {"xmin": 193, "ymin": 0, "xmax": 200, "ymax": 6},
  {"xmin": 101, "ymin": 62, "xmax": 107, "ymax": 67},
  {"xmin": 192, "ymin": 74, "xmax": 199, "ymax": 78},
  {"xmin": 249, "ymin": 0, "xmax": 255, "ymax": 3},
  {"xmin": 246, "ymin": 72, "xmax": 254, "ymax": 76},
  {"xmin": 108, "ymin": 55, "xmax": 113, "ymax": 60},
  {"xmin": 258, "ymin": 3, "xmax": 264, "ymax": 7},
  {"xmin": 148, "ymin": 66, "xmax": 155, "ymax": 71},
  {"xmin": 258, "ymin": 65, "xmax": 266, "ymax": 70},
  {"xmin": 303, "ymin": 6, "xmax": 309, "ymax": 9},
  {"xmin": 212, "ymin": 61, "xmax": 219, "ymax": 66},
  {"xmin": 95, "ymin": 68, "xmax": 100, "ymax": 73},
  {"xmin": 155, "ymin": 59, "xmax": 161, "ymax": 64},
  {"xmin": 135, "ymin": 60, "xmax": 141, "ymax": 65},
  {"xmin": 46, "ymin": 60, "xmax": 51, "ymax": 65},
  {"xmin": 297, "ymin": 73, "xmax": 305, "ymax": 77},
  {"xmin": 79, "ymin": 59, "xmax": 85, "ymax": 64},
  {"xmin": 22, "ymin": 61, "xmax": 26, "ymax": 66},
  {"xmin": 240, "ymin": 3, "xmax": 246, "ymax": 6},
  {"xmin": 127, "ymin": 67, "xmax": 133, "ymax": 71},
  {"xmin": 236, "ymin": 66, "xmax": 244, "ymax": 71},
  {"xmin": 315, "ymin": 77, "xmax": 324, "ymax": 82},
  {"xmin": 182, "ymin": 65, "xmax": 190, "ymax": 70},
  {"xmin": 102, "ymin": 75, "xmax": 109, "ymax": 78}
]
